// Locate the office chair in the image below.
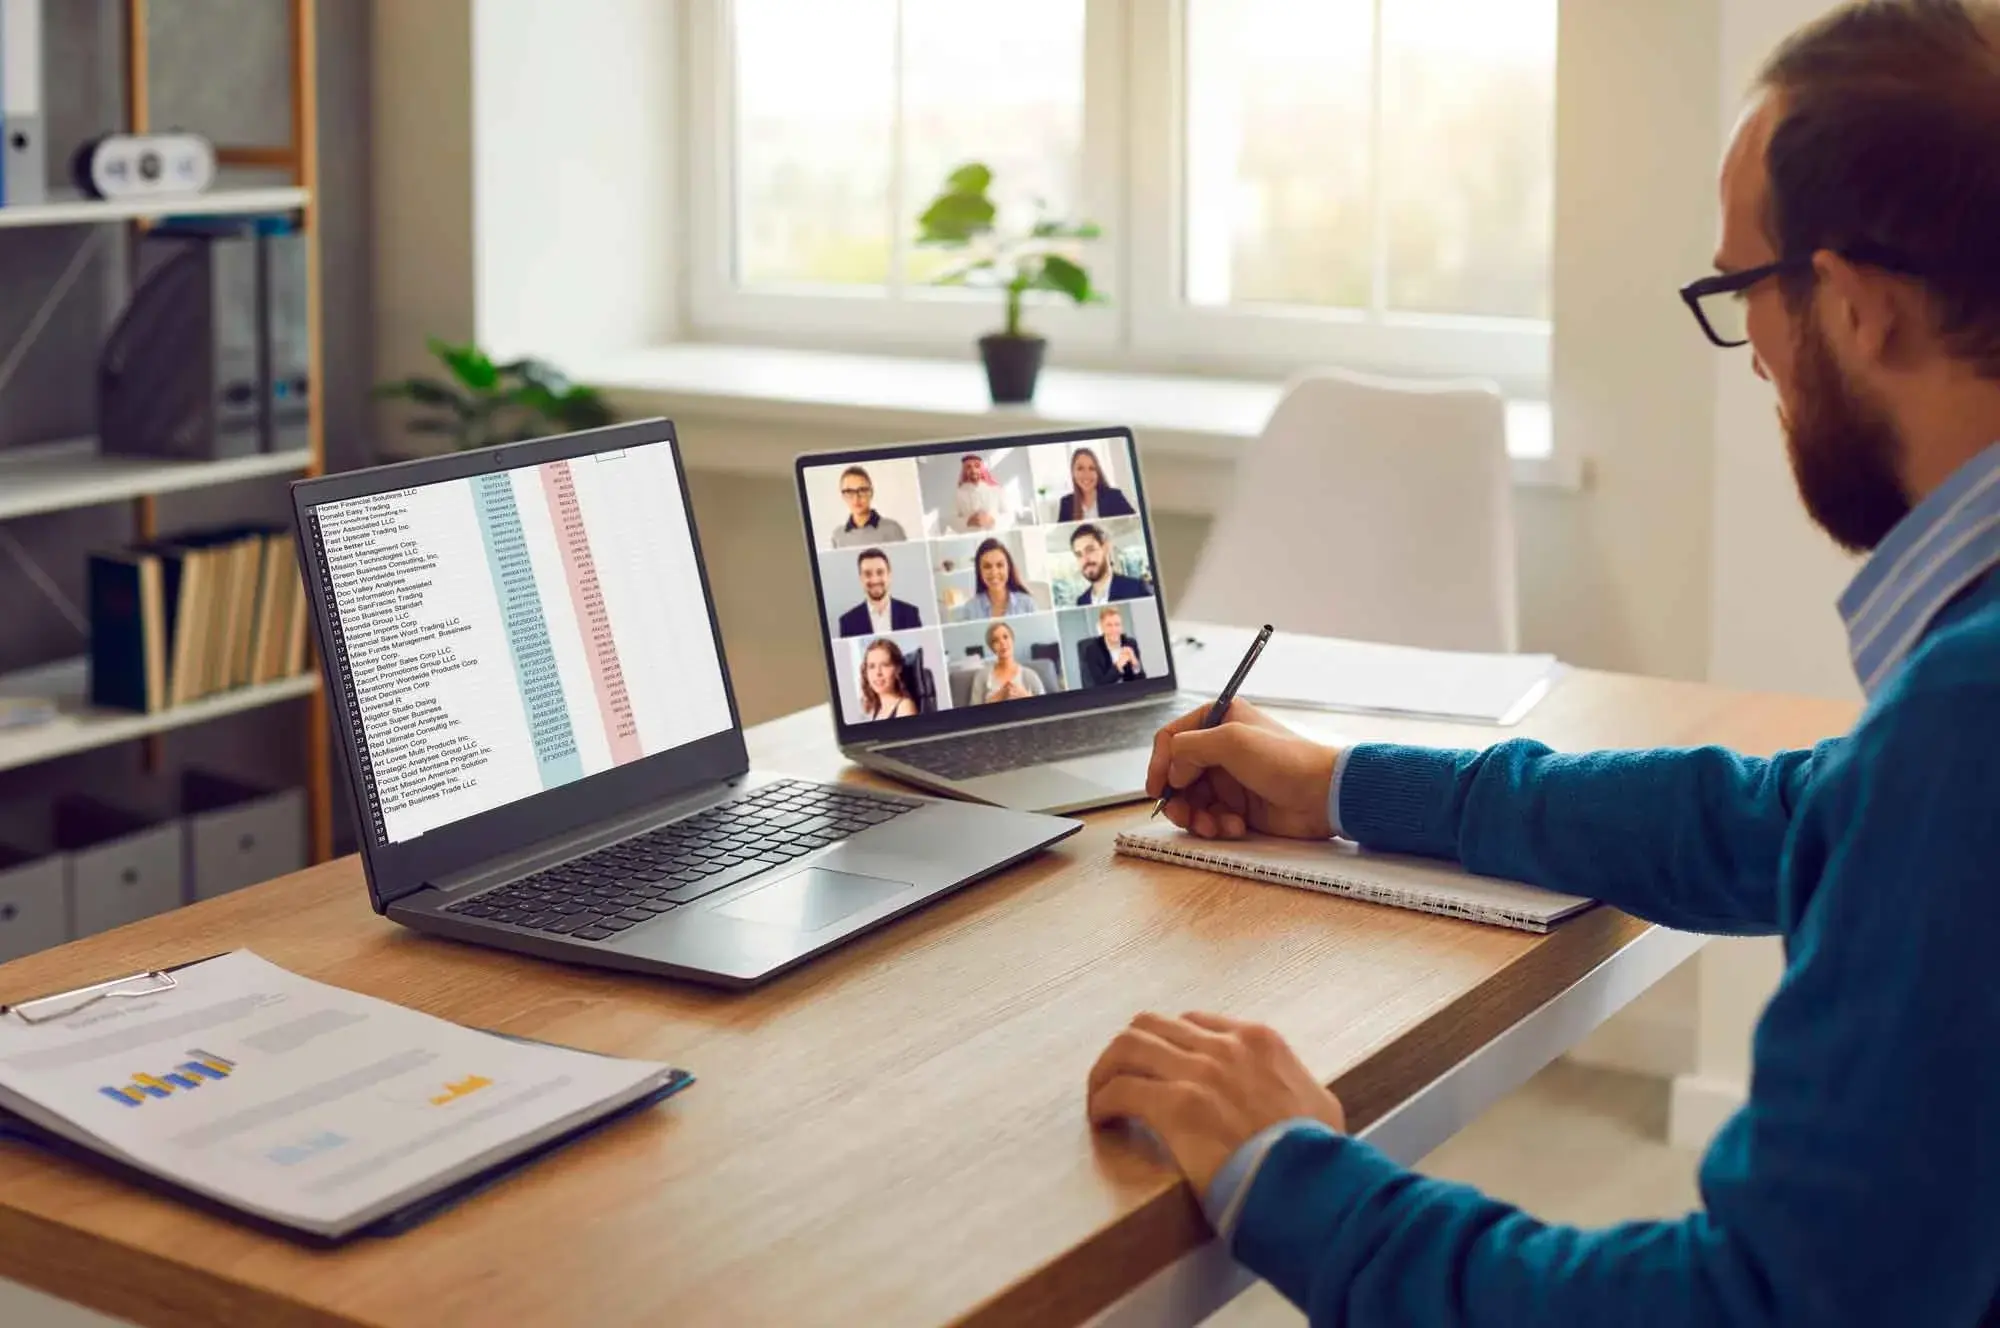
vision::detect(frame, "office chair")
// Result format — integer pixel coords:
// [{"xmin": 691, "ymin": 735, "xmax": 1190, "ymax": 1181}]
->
[{"xmin": 1177, "ymin": 367, "xmax": 1519, "ymax": 652}]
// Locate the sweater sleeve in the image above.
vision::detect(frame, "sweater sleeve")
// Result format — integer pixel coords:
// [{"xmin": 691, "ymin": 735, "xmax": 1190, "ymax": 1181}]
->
[
  {"xmin": 1336, "ymin": 740, "xmax": 1838, "ymax": 934},
  {"xmin": 1230, "ymin": 688, "xmax": 2000, "ymax": 1328}
]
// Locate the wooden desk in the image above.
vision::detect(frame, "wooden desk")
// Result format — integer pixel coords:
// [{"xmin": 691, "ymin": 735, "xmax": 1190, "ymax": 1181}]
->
[{"xmin": 0, "ymin": 673, "xmax": 1854, "ymax": 1328}]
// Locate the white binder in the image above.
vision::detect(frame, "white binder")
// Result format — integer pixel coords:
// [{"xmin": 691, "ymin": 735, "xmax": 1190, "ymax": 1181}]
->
[{"xmin": 0, "ymin": 0, "xmax": 47, "ymax": 208}]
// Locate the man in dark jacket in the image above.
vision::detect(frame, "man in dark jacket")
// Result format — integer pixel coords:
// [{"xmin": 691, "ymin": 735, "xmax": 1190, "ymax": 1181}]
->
[
  {"xmin": 836, "ymin": 549, "xmax": 923, "ymax": 638},
  {"xmin": 1077, "ymin": 605, "xmax": 1145, "ymax": 686}
]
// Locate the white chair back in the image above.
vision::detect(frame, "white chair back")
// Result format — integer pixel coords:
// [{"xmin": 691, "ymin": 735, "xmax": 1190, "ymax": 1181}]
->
[{"xmin": 1175, "ymin": 368, "xmax": 1519, "ymax": 653}]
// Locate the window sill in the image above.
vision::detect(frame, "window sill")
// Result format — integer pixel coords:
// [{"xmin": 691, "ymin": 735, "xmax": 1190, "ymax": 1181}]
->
[{"xmin": 569, "ymin": 344, "xmax": 1584, "ymax": 495}]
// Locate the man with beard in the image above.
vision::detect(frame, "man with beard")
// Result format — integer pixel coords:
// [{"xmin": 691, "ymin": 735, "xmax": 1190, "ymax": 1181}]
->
[
  {"xmin": 1070, "ymin": 524, "xmax": 1149, "ymax": 606},
  {"xmin": 1087, "ymin": 2, "xmax": 2000, "ymax": 1322}
]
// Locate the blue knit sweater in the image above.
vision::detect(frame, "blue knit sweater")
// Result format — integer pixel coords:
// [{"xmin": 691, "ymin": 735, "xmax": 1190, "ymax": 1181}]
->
[{"xmin": 1228, "ymin": 570, "xmax": 2000, "ymax": 1325}]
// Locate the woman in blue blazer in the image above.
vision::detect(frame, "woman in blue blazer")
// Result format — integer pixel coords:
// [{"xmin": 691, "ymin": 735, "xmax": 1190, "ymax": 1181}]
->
[
  {"xmin": 1057, "ymin": 446, "xmax": 1138, "ymax": 522},
  {"xmin": 952, "ymin": 538, "xmax": 1040, "ymax": 622}
]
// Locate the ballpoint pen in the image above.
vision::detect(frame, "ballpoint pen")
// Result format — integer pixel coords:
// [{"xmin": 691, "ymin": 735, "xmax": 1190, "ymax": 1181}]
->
[{"xmin": 1150, "ymin": 623, "xmax": 1275, "ymax": 819}]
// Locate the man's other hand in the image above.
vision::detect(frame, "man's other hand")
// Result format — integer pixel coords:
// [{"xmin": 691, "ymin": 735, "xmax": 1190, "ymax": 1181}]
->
[
  {"xmin": 1147, "ymin": 700, "xmax": 1340, "ymax": 840},
  {"xmin": 1087, "ymin": 1012, "xmax": 1347, "ymax": 1200}
]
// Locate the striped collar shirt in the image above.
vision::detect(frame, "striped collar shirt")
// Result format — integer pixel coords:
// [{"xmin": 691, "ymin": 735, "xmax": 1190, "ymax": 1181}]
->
[{"xmin": 1841, "ymin": 441, "xmax": 2000, "ymax": 697}]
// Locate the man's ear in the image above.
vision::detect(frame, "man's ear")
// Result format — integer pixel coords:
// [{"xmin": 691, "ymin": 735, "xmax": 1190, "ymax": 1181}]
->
[{"xmin": 1812, "ymin": 249, "xmax": 1906, "ymax": 368}]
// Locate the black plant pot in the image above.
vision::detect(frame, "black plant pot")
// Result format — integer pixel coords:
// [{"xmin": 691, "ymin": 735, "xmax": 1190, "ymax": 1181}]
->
[{"xmin": 978, "ymin": 334, "xmax": 1047, "ymax": 405}]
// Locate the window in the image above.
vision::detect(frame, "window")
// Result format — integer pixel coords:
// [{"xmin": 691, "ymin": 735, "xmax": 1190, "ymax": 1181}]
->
[
  {"xmin": 730, "ymin": 0, "xmax": 1086, "ymax": 293},
  {"xmin": 688, "ymin": 0, "xmax": 1555, "ymax": 394}
]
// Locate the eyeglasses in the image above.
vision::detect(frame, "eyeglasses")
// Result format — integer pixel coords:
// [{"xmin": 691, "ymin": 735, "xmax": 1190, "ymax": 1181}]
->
[
  {"xmin": 1679, "ymin": 257, "xmax": 1813, "ymax": 348},
  {"xmin": 840, "ymin": 486, "xmax": 873, "ymax": 500},
  {"xmin": 1681, "ymin": 243, "xmax": 1928, "ymax": 349}
]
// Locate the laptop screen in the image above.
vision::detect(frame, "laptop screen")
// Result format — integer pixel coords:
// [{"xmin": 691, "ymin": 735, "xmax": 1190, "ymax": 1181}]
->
[
  {"xmin": 303, "ymin": 439, "xmax": 734, "ymax": 846},
  {"xmin": 799, "ymin": 433, "xmax": 1170, "ymax": 730}
]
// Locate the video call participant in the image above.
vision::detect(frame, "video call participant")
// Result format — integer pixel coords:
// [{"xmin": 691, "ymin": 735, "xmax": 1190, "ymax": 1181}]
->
[
  {"xmin": 1057, "ymin": 446, "xmax": 1137, "ymax": 521},
  {"xmin": 1078, "ymin": 605, "xmax": 1145, "ymax": 686},
  {"xmin": 838, "ymin": 549, "xmax": 924, "ymax": 638},
  {"xmin": 1071, "ymin": 524, "xmax": 1149, "ymax": 606},
  {"xmin": 952, "ymin": 538, "xmax": 1039, "ymax": 622},
  {"xmin": 975, "ymin": 622, "xmax": 1047, "ymax": 704},
  {"xmin": 952, "ymin": 454, "xmax": 1011, "ymax": 533},
  {"xmin": 830, "ymin": 465, "xmax": 909, "ymax": 548},
  {"xmin": 856, "ymin": 638, "xmax": 919, "ymax": 721}
]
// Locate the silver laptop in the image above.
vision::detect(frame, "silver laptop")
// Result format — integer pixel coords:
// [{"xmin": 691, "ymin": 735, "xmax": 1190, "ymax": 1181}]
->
[
  {"xmin": 291, "ymin": 420, "xmax": 1078, "ymax": 989},
  {"xmin": 796, "ymin": 427, "xmax": 1195, "ymax": 814}
]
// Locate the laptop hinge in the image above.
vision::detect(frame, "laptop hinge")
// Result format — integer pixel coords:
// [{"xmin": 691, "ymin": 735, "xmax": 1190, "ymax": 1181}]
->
[
  {"xmin": 862, "ymin": 689, "xmax": 1194, "ymax": 753},
  {"xmin": 414, "ymin": 777, "xmax": 745, "ymax": 899}
]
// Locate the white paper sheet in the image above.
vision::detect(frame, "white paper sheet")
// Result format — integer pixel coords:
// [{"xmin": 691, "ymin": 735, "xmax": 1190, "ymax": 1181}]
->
[
  {"xmin": 1173, "ymin": 623, "xmax": 1563, "ymax": 725},
  {"xmin": 0, "ymin": 951, "xmax": 673, "ymax": 1237}
]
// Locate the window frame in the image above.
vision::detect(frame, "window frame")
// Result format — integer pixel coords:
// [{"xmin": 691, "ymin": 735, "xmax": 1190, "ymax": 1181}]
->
[
  {"xmin": 683, "ymin": 0, "xmax": 1126, "ymax": 355},
  {"xmin": 683, "ymin": 0, "xmax": 1551, "ymax": 399}
]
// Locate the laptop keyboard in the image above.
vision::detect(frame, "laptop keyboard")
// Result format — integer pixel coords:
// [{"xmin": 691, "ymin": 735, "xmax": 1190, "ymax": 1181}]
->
[
  {"xmin": 881, "ymin": 702, "xmax": 1187, "ymax": 782},
  {"xmin": 443, "ymin": 781, "xmax": 922, "ymax": 942}
]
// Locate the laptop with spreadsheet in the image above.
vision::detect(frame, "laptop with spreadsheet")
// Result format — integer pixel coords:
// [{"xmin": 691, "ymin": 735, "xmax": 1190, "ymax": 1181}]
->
[
  {"xmin": 291, "ymin": 420, "xmax": 1077, "ymax": 988},
  {"xmin": 795, "ymin": 427, "xmax": 1198, "ymax": 814}
]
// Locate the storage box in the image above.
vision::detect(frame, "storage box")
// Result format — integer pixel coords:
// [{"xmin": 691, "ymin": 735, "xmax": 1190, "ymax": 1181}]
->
[
  {"xmin": 0, "ymin": 843, "xmax": 68, "ymax": 964},
  {"xmin": 182, "ymin": 771, "xmax": 305, "ymax": 901},
  {"xmin": 56, "ymin": 797, "xmax": 186, "ymax": 939}
]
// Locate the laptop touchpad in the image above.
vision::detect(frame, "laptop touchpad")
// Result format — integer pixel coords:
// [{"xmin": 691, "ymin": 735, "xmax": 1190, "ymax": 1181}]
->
[{"xmin": 714, "ymin": 868, "xmax": 912, "ymax": 932}]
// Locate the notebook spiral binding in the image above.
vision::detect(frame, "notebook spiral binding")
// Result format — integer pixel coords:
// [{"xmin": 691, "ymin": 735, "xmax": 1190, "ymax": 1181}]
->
[{"xmin": 1112, "ymin": 834, "xmax": 1554, "ymax": 933}]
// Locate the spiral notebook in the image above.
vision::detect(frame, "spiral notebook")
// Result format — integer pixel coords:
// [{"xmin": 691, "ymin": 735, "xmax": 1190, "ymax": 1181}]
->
[{"xmin": 1115, "ymin": 827, "xmax": 1595, "ymax": 933}]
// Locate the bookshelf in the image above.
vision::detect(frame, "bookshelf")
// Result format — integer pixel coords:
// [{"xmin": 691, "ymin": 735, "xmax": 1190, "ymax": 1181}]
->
[
  {"xmin": 0, "ymin": 185, "xmax": 311, "ymax": 232},
  {"xmin": 0, "ymin": 0, "xmax": 332, "ymax": 861},
  {"xmin": 0, "ymin": 657, "xmax": 318, "ymax": 776},
  {"xmin": 0, "ymin": 437, "xmax": 313, "ymax": 523}
]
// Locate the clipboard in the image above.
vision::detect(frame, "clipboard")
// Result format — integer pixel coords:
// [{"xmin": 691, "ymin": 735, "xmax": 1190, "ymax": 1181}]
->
[{"xmin": 0, "ymin": 953, "xmax": 696, "ymax": 1247}]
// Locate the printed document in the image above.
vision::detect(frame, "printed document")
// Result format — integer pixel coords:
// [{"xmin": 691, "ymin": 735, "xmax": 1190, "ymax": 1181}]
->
[{"xmin": 0, "ymin": 951, "xmax": 677, "ymax": 1238}]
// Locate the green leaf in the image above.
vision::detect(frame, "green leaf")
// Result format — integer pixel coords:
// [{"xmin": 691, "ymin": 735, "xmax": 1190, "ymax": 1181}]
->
[
  {"xmin": 430, "ymin": 338, "xmax": 499, "ymax": 391},
  {"xmin": 371, "ymin": 376, "xmax": 476, "ymax": 416},
  {"xmin": 554, "ymin": 388, "xmax": 614, "ymax": 430},
  {"xmin": 943, "ymin": 162, "xmax": 992, "ymax": 195},
  {"xmin": 1030, "ymin": 218, "xmax": 1103, "ymax": 240},
  {"xmin": 512, "ymin": 384, "xmax": 561, "ymax": 418},
  {"xmin": 917, "ymin": 191, "xmax": 996, "ymax": 245},
  {"xmin": 508, "ymin": 381, "xmax": 615, "ymax": 432},
  {"xmin": 1037, "ymin": 253, "xmax": 1099, "ymax": 305},
  {"xmin": 930, "ymin": 257, "xmax": 999, "ymax": 287},
  {"xmin": 500, "ymin": 358, "xmax": 574, "ymax": 398}
]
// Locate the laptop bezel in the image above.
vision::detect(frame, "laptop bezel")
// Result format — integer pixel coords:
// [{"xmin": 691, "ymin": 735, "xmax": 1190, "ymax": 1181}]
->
[
  {"xmin": 793, "ymin": 425, "xmax": 1181, "ymax": 750},
  {"xmin": 290, "ymin": 419, "xmax": 751, "ymax": 911}
]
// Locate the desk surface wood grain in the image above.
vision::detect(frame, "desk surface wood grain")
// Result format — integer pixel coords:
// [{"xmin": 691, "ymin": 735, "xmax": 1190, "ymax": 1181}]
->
[{"xmin": 0, "ymin": 673, "xmax": 1856, "ymax": 1328}]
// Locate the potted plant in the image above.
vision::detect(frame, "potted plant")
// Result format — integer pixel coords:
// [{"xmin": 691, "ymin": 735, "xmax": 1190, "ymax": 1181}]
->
[
  {"xmin": 916, "ymin": 162, "xmax": 1106, "ymax": 405},
  {"xmin": 374, "ymin": 337, "xmax": 614, "ymax": 452}
]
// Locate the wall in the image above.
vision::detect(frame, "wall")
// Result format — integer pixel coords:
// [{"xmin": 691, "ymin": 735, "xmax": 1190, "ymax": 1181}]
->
[
  {"xmin": 370, "ymin": 0, "xmax": 475, "ymax": 396},
  {"xmin": 470, "ymin": 0, "xmax": 678, "ymax": 364},
  {"xmin": 371, "ymin": 0, "xmax": 679, "ymax": 444},
  {"xmin": 1529, "ymin": 0, "xmax": 1723, "ymax": 683},
  {"xmin": 1673, "ymin": 0, "xmax": 1853, "ymax": 1151},
  {"xmin": 1708, "ymin": 6, "xmax": 1857, "ymax": 701}
]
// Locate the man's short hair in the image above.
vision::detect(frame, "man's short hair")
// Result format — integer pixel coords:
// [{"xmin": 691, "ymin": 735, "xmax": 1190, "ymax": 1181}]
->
[
  {"xmin": 841, "ymin": 465, "xmax": 871, "ymax": 485},
  {"xmin": 1097, "ymin": 606, "xmax": 1123, "ymax": 625},
  {"xmin": 1070, "ymin": 523, "xmax": 1107, "ymax": 549},
  {"xmin": 1757, "ymin": 0, "xmax": 2000, "ymax": 376},
  {"xmin": 856, "ymin": 548, "xmax": 890, "ymax": 569}
]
